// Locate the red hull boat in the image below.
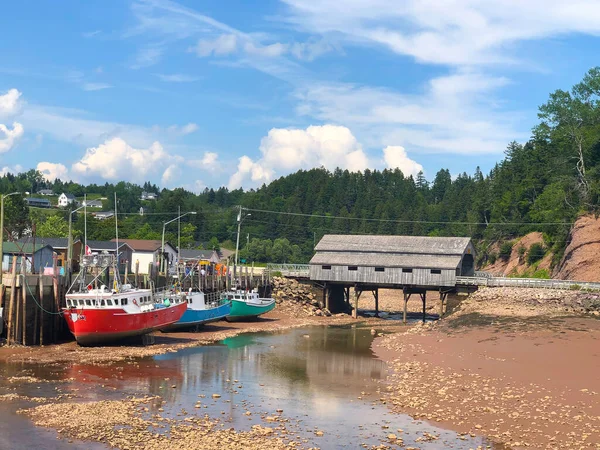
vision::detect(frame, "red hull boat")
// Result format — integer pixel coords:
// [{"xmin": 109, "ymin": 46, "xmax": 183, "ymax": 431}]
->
[{"xmin": 63, "ymin": 253, "xmax": 186, "ymax": 346}]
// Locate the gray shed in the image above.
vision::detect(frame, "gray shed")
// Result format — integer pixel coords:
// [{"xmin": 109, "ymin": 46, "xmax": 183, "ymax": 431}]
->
[{"xmin": 310, "ymin": 235, "xmax": 475, "ymax": 288}]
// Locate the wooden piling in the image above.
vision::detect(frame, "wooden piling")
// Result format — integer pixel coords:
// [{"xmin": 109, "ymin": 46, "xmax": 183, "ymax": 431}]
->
[
  {"xmin": 403, "ymin": 291, "xmax": 410, "ymax": 324},
  {"xmin": 352, "ymin": 288, "xmax": 358, "ymax": 319},
  {"xmin": 53, "ymin": 257, "xmax": 59, "ymax": 343},
  {"xmin": 39, "ymin": 271, "xmax": 44, "ymax": 346},
  {"xmin": 439, "ymin": 291, "xmax": 446, "ymax": 319},
  {"xmin": 21, "ymin": 274, "xmax": 27, "ymax": 345},
  {"xmin": 374, "ymin": 289, "xmax": 379, "ymax": 317},
  {"xmin": 134, "ymin": 260, "xmax": 139, "ymax": 287},
  {"xmin": 33, "ymin": 276, "xmax": 39, "ymax": 346},
  {"xmin": 7, "ymin": 256, "xmax": 17, "ymax": 345},
  {"xmin": 325, "ymin": 286, "xmax": 330, "ymax": 311},
  {"xmin": 421, "ymin": 292, "xmax": 427, "ymax": 323},
  {"xmin": 124, "ymin": 261, "xmax": 129, "ymax": 285}
]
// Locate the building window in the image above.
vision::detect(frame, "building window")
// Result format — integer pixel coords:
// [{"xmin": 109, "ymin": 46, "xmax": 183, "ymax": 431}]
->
[
  {"xmin": 374, "ymin": 267, "xmax": 385, "ymax": 272},
  {"xmin": 348, "ymin": 266, "xmax": 358, "ymax": 271},
  {"xmin": 402, "ymin": 268, "xmax": 413, "ymax": 273},
  {"xmin": 322, "ymin": 265, "xmax": 332, "ymax": 270},
  {"xmin": 431, "ymin": 269, "xmax": 442, "ymax": 274}
]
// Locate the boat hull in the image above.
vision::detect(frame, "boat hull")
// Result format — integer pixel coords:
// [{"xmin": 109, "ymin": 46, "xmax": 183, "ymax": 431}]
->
[
  {"xmin": 227, "ymin": 298, "xmax": 276, "ymax": 321},
  {"xmin": 162, "ymin": 302, "xmax": 231, "ymax": 331},
  {"xmin": 62, "ymin": 302, "xmax": 187, "ymax": 346}
]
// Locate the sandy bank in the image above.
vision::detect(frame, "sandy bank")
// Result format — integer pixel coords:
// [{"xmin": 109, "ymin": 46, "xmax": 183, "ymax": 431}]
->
[{"xmin": 373, "ymin": 287, "xmax": 600, "ymax": 449}]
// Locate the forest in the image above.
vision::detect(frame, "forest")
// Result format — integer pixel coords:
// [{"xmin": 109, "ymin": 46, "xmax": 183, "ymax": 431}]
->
[{"xmin": 3, "ymin": 68, "xmax": 600, "ymax": 266}]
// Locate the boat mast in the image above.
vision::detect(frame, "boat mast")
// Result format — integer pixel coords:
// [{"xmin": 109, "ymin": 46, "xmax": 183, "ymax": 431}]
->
[{"xmin": 114, "ymin": 192, "xmax": 120, "ymax": 290}]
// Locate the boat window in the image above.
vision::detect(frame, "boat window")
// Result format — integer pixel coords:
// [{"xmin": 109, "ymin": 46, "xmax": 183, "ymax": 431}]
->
[
  {"xmin": 100, "ymin": 300, "xmax": 105, "ymax": 306},
  {"xmin": 189, "ymin": 298, "xmax": 193, "ymax": 304},
  {"xmin": 78, "ymin": 300, "xmax": 84, "ymax": 306},
  {"xmin": 85, "ymin": 300, "xmax": 91, "ymax": 306},
  {"xmin": 66, "ymin": 300, "xmax": 71, "ymax": 307},
  {"xmin": 106, "ymin": 299, "xmax": 112, "ymax": 306},
  {"xmin": 122, "ymin": 298, "xmax": 128, "ymax": 305},
  {"xmin": 227, "ymin": 295, "xmax": 233, "ymax": 300}
]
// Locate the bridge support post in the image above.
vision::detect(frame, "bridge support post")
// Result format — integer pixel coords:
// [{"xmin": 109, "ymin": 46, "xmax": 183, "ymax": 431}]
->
[
  {"xmin": 403, "ymin": 290, "xmax": 411, "ymax": 324},
  {"xmin": 325, "ymin": 285, "xmax": 330, "ymax": 311},
  {"xmin": 420, "ymin": 292, "xmax": 427, "ymax": 323},
  {"xmin": 345, "ymin": 287, "xmax": 350, "ymax": 308},
  {"xmin": 373, "ymin": 289, "xmax": 379, "ymax": 317},
  {"xmin": 439, "ymin": 291, "xmax": 448, "ymax": 319}
]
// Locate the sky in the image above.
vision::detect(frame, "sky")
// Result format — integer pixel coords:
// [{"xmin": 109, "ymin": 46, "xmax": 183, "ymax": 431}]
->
[{"xmin": 2, "ymin": 0, "xmax": 600, "ymax": 192}]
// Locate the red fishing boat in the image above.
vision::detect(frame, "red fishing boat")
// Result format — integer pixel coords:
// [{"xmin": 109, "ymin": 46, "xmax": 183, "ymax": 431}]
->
[{"xmin": 63, "ymin": 254, "xmax": 186, "ymax": 346}]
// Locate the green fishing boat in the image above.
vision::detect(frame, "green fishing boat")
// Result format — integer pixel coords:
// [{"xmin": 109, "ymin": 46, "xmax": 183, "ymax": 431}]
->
[{"xmin": 222, "ymin": 290, "xmax": 276, "ymax": 321}]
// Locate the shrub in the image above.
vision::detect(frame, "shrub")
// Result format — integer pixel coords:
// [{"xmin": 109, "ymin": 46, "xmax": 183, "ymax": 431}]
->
[
  {"xmin": 527, "ymin": 243, "xmax": 546, "ymax": 265},
  {"xmin": 488, "ymin": 252, "xmax": 498, "ymax": 264},
  {"xmin": 517, "ymin": 245, "xmax": 527, "ymax": 261},
  {"xmin": 531, "ymin": 269, "xmax": 550, "ymax": 279},
  {"xmin": 499, "ymin": 241, "xmax": 514, "ymax": 260}
]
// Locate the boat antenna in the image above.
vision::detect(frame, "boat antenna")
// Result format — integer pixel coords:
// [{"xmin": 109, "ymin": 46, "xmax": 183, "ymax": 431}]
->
[{"xmin": 84, "ymin": 193, "xmax": 87, "ymax": 253}]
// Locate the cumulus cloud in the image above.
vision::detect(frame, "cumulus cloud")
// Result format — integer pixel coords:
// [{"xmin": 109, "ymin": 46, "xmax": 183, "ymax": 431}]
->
[
  {"xmin": 0, "ymin": 165, "xmax": 23, "ymax": 177},
  {"xmin": 0, "ymin": 89, "xmax": 22, "ymax": 117},
  {"xmin": 383, "ymin": 146, "xmax": 423, "ymax": 178},
  {"xmin": 0, "ymin": 122, "xmax": 24, "ymax": 153},
  {"xmin": 71, "ymin": 137, "xmax": 170, "ymax": 181},
  {"xmin": 228, "ymin": 125, "xmax": 370, "ymax": 189},
  {"xmin": 200, "ymin": 151, "xmax": 219, "ymax": 169},
  {"xmin": 36, "ymin": 162, "xmax": 69, "ymax": 181}
]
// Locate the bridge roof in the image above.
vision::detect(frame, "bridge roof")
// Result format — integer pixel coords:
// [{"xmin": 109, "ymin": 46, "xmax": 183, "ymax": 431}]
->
[
  {"xmin": 311, "ymin": 251, "xmax": 462, "ymax": 269},
  {"xmin": 314, "ymin": 235, "xmax": 472, "ymax": 255}
]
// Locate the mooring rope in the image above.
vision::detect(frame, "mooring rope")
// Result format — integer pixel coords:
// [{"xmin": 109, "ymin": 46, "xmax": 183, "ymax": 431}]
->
[{"xmin": 23, "ymin": 277, "xmax": 63, "ymax": 315}]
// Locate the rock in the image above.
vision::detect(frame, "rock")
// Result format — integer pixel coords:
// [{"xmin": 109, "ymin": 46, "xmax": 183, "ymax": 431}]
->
[{"xmin": 212, "ymin": 394, "xmax": 221, "ymax": 399}]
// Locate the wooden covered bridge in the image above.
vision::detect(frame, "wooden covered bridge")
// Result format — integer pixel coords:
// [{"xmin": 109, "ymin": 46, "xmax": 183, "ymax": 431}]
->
[{"xmin": 309, "ymin": 234, "xmax": 477, "ymax": 322}]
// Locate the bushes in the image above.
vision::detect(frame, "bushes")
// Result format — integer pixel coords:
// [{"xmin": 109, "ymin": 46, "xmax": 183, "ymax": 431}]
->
[
  {"xmin": 527, "ymin": 243, "xmax": 546, "ymax": 265},
  {"xmin": 499, "ymin": 241, "xmax": 514, "ymax": 260},
  {"xmin": 488, "ymin": 252, "xmax": 498, "ymax": 264}
]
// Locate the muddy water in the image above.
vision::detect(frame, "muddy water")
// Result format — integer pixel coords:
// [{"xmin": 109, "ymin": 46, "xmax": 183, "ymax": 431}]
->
[{"xmin": 0, "ymin": 325, "xmax": 500, "ymax": 449}]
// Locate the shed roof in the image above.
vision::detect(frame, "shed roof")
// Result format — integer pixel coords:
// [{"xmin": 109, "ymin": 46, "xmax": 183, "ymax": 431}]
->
[
  {"xmin": 310, "ymin": 251, "xmax": 462, "ymax": 269},
  {"xmin": 2, "ymin": 242, "xmax": 52, "ymax": 254},
  {"xmin": 17, "ymin": 237, "xmax": 69, "ymax": 249},
  {"xmin": 314, "ymin": 235, "xmax": 472, "ymax": 255},
  {"xmin": 179, "ymin": 249, "xmax": 218, "ymax": 261},
  {"xmin": 113, "ymin": 239, "xmax": 167, "ymax": 252},
  {"xmin": 84, "ymin": 240, "xmax": 133, "ymax": 251}
]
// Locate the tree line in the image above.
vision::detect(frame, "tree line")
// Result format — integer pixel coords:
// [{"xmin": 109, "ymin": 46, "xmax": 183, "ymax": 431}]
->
[{"xmin": 3, "ymin": 68, "xmax": 600, "ymax": 266}]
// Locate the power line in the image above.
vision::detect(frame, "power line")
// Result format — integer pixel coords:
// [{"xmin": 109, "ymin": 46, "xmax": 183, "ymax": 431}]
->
[{"xmin": 242, "ymin": 207, "xmax": 572, "ymax": 227}]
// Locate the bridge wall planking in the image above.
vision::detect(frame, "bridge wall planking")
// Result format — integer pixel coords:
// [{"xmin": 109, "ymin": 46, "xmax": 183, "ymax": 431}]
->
[{"xmin": 310, "ymin": 265, "xmax": 456, "ymax": 287}]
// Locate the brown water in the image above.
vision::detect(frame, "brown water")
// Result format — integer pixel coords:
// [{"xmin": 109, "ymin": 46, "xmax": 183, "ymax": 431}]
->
[{"xmin": 0, "ymin": 325, "xmax": 502, "ymax": 449}]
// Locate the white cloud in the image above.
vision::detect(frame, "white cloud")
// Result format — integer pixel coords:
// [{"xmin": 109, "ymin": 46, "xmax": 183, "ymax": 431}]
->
[
  {"xmin": 130, "ymin": 46, "xmax": 164, "ymax": 69},
  {"xmin": 383, "ymin": 146, "xmax": 423, "ymax": 178},
  {"xmin": 282, "ymin": 0, "xmax": 600, "ymax": 67},
  {"xmin": 167, "ymin": 123, "xmax": 198, "ymax": 135},
  {"xmin": 156, "ymin": 73, "xmax": 199, "ymax": 82},
  {"xmin": 243, "ymin": 41, "xmax": 288, "ymax": 58},
  {"xmin": 295, "ymin": 72, "xmax": 521, "ymax": 155},
  {"xmin": 192, "ymin": 34, "xmax": 238, "ymax": 57},
  {"xmin": 290, "ymin": 39, "xmax": 336, "ymax": 61},
  {"xmin": 0, "ymin": 165, "xmax": 23, "ymax": 177},
  {"xmin": 228, "ymin": 125, "xmax": 370, "ymax": 189},
  {"xmin": 0, "ymin": 122, "xmax": 24, "ymax": 153},
  {"xmin": 82, "ymin": 83, "xmax": 113, "ymax": 91},
  {"xmin": 71, "ymin": 138, "xmax": 171, "ymax": 181},
  {"xmin": 161, "ymin": 163, "xmax": 180, "ymax": 185},
  {"xmin": 0, "ymin": 89, "xmax": 22, "ymax": 117},
  {"xmin": 36, "ymin": 162, "xmax": 69, "ymax": 181},
  {"xmin": 200, "ymin": 151, "xmax": 218, "ymax": 169}
]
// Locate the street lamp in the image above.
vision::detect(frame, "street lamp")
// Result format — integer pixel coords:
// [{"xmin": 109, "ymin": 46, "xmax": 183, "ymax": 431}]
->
[
  {"xmin": 234, "ymin": 206, "xmax": 251, "ymax": 268},
  {"xmin": 0, "ymin": 191, "xmax": 28, "ymax": 285},
  {"xmin": 161, "ymin": 211, "xmax": 197, "ymax": 273},
  {"xmin": 67, "ymin": 202, "xmax": 87, "ymax": 275}
]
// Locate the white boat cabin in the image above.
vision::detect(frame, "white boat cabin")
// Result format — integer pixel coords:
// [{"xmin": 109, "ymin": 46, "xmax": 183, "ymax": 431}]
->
[{"xmin": 65, "ymin": 285, "xmax": 185, "ymax": 312}]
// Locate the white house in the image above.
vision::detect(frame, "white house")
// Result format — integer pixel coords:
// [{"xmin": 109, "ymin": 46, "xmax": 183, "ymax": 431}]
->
[
  {"xmin": 141, "ymin": 191, "xmax": 158, "ymax": 201},
  {"xmin": 58, "ymin": 193, "xmax": 76, "ymax": 207},
  {"xmin": 113, "ymin": 239, "xmax": 177, "ymax": 275}
]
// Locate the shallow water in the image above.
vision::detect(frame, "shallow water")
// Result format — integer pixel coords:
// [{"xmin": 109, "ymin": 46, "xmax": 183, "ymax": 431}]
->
[{"xmin": 0, "ymin": 325, "xmax": 501, "ymax": 449}]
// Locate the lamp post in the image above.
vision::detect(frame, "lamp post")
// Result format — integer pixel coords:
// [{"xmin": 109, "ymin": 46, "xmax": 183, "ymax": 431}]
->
[
  {"xmin": 161, "ymin": 211, "xmax": 197, "ymax": 274},
  {"xmin": 67, "ymin": 202, "xmax": 86, "ymax": 276},
  {"xmin": 0, "ymin": 191, "xmax": 27, "ymax": 285},
  {"xmin": 234, "ymin": 206, "xmax": 251, "ymax": 268}
]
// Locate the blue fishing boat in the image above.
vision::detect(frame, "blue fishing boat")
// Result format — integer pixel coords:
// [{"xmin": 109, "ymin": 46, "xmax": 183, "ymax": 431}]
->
[{"xmin": 161, "ymin": 290, "xmax": 231, "ymax": 331}]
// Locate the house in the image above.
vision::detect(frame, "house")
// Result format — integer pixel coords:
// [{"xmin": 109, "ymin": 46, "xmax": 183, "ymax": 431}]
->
[
  {"xmin": 58, "ymin": 193, "xmax": 76, "ymax": 207},
  {"xmin": 1, "ymin": 242, "xmax": 54, "ymax": 273},
  {"xmin": 17, "ymin": 237, "xmax": 69, "ymax": 269},
  {"xmin": 25, "ymin": 197, "xmax": 52, "ymax": 208},
  {"xmin": 113, "ymin": 239, "xmax": 177, "ymax": 275},
  {"xmin": 92, "ymin": 211, "xmax": 114, "ymax": 220},
  {"xmin": 141, "ymin": 191, "xmax": 158, "ymax": 201},
  {"xmin": 37, "ymin": 189, "xmax": 55, "ymax": 196},
  {"xmin": 179, "ymin": 248, "xmax": 220, "ymax": 264},
  {"xmin": 85, "ymin": 199, "xmax": 102, "ymax": 208},
  {"xmin": 219, "ymin": 248, "xmax": 234, "ymax": 262}
]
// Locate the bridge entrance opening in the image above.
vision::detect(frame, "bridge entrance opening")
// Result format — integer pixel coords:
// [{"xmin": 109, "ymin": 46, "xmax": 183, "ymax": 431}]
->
[{"xmin": 461, "ymin": 254, "xmax": 474, "ymax": 276}]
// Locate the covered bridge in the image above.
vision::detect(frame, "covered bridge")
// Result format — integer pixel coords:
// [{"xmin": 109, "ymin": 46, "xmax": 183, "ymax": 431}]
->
[{"xmin": 309, "ymin": 235, "xmax": 476, "ymax": 321}]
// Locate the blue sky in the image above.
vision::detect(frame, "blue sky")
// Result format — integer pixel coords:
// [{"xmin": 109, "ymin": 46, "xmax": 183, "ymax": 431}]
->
[{"xmin": 2, "ymin": 0, "xmax": 600, "ymax": 191}]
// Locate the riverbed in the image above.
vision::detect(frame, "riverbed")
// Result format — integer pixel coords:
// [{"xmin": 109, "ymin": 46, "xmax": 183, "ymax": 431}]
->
[{"xmin": 1, "ymin": 324, "xmax": 497, "ymax": 449}]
